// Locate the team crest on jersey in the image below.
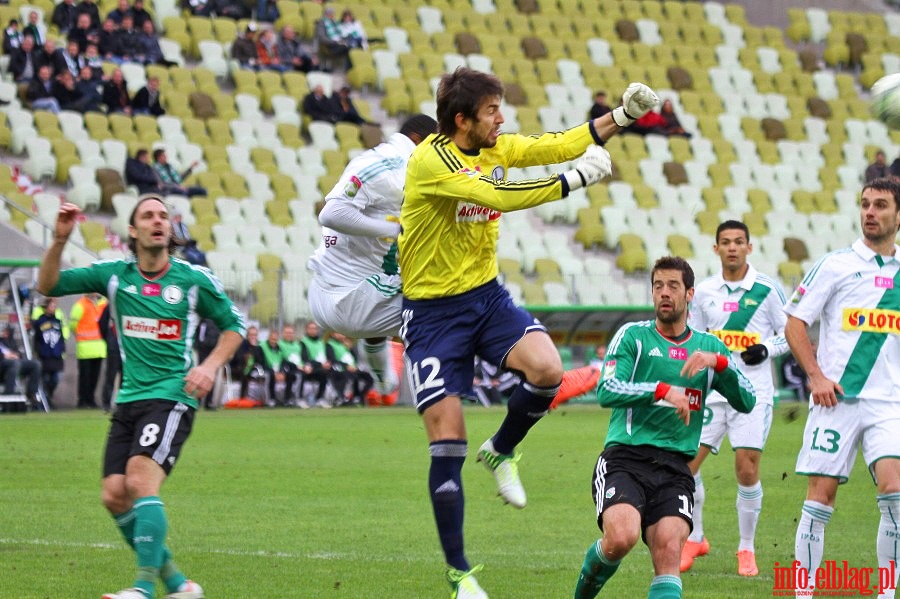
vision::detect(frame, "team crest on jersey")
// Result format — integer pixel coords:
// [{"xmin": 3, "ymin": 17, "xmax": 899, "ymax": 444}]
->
[
  {"xmin": 457, "ymin": 166, "xmax": 482, "ymax": 177},
  {"xmin": 790, "ymin": 285, "xmax": 806, "ymax": 304},
  {"xmin": 602, "ymin": 359, "xmax": 616, "ymax": 380},
  {"xmin": 456, "ymin": 201, "xmax": 502, "ymax": 222},
  {"xmin": 344, "ymin": 175, "xmax": 362, "ymax": 198},
  {"xmin": 605, "ymin": 487, "xmax": 616, "ymax": 499},
  {"xmin": 163, "ymin": 285, "xmax": 183, "ymax": 304},
  {"xmin": 490, "ymin": 166, "xmax": 505, "ymax": 181},
  {"xmin": 743, "ymin": 297, "xmax": 758, "ymax": 307}
]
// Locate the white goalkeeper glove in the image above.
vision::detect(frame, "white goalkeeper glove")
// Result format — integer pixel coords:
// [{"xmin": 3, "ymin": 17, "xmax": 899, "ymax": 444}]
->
[
  {"xmin": 611, "ymin": 82, "xmax": 660, "ymax": 127},
  {"xmin": 561, "ymin": 145, "xmax": 612, "ymax": 191}
]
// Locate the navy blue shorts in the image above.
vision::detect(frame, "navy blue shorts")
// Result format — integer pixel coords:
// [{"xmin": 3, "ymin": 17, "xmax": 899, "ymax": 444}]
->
[{"xmin": 400, "ymin": 279, "xmax": 546, "ymax": 413}]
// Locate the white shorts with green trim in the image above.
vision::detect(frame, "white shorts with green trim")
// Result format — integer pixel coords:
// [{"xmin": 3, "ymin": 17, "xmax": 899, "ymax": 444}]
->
[
  {"xmin": 795, "ymin": 398, "xmax": 900, "ymax": 484},
  {"xmin": 699, "ymin": 401, "xmax": 773, "ymax": 454}
]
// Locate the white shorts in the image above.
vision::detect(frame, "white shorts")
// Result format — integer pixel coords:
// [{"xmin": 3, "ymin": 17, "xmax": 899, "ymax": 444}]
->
[
  {"xmin": 795, "ymin": 399, "xmax": 900, "ymax": 484},
  {"xmin": 699, "ymin": 401, "xmax": 773, "ymax": 454},
  {"xmin": 308, "ymin": 275, "xmax": 402, "ymax": 338}
]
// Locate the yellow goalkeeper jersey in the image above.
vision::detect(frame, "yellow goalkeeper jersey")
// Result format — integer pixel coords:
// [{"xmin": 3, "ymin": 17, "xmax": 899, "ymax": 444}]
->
[{"xmin": 399, "ymin": 124, "xmax": 599, "ymax": 300}]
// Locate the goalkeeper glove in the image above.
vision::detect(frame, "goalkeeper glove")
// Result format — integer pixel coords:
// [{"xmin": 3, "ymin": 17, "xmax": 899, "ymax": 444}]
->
[
  {"xmin": 378, "ymin": 215, "xmax": 401, "ymax": 243},
  {"xmin": 611, "ymin": 82, "xmax": 660, "ymax": 127},
  {"xmin": 561, "ymin": 145, "xmax": 612, "ymax": 191},
  {"xmin": 740, "ymin": 343, "xmax": 769, "ymax": 366}
]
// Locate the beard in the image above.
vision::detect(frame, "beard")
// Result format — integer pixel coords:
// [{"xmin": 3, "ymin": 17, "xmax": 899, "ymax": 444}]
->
[{"xmin": 655, "ymin": 306, "xmax": 684, "ymax": 324}]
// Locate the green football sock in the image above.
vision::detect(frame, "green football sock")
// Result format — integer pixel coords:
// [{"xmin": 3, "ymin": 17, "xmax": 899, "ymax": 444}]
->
[
  {"xmin": 647, "ymin": 574, "xmax": 682, "ymax": 599},
  {"xmin": 574, "ymin": 539, "xmax": 621, "ymax": 598},
  {"xmin": 132, "ymin": 496, "xmax": 168, "ymax": 598},
  {"xmin": 114, "ymin": 508, "xmax": 186, "ymax": 592}
]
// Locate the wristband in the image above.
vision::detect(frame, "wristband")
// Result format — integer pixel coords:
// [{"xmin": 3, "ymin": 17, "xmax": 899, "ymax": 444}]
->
[
  {"xmin": 611, "ymin": 106, "xmax": 635, "ymax": 127},
  {"xmin": 654, "ymin": 382, "xmax": 671, "ymax": 400},
  {"xmin": 714, "ymin": 354, "xmax": 729, "ymax": 372}
]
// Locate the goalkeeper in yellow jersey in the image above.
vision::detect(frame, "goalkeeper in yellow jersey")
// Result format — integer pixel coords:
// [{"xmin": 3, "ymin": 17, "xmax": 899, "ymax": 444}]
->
[{"xmin": 397, "ymin": 67, "xmax": 659, "ymax": 598}]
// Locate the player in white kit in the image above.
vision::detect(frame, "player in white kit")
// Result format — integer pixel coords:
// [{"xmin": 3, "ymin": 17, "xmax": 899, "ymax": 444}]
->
[
  {"xmin": 307, "ymin": 115, "xmax": 439, "ymax": 394},
  {"xmin": 681, "ymin": 220, "xmax": 788, "ymax": 577},
  {"xmin": 785, "ymin": 178, "xmax": 900, "ymax": 598}
]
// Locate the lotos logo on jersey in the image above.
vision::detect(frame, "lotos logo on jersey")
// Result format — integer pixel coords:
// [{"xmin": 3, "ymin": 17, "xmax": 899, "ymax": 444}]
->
[
  {"xmin": 842, "ymin": 308, "xmax": 900, "ymax": 334},
  {"xmin": 122, "ymin": 317, "xmax": 182, "ymax": 340},
  {"xmin": 456, "ymin": 202, "xmax": 502, "ymax": 222},
  {"xmin": 684, "ymin": 387, "xmax": 702, "ymax": 411},
  {"xmin": 669, "ymin": 347, "xmax": 688, "ymax": 360},
  {"xmin": 710, "ymin": 329, "xmax": 761, "ymax": 351}
]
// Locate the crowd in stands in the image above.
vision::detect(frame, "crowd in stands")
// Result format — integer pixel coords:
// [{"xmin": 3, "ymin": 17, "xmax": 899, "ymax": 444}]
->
[{"xmin": 124, "ymin": 147, "xmax": 206, "ymax": 197}]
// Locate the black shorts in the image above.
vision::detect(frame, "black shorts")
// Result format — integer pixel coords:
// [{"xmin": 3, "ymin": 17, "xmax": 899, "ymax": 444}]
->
[
  {"xmin": 103, "ymin": 400, "xmax": 195, "ymax": 477},
  {"xmin": 591, "ymin": 444, "xmax": 695, "ymax": 539}
]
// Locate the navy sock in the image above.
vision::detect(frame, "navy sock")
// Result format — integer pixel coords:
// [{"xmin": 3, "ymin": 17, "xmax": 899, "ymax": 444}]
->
[
  {"xmin": 429, "ymin": 440, "xmax": 468, "ymax": 572},
  {"xmin": 492, "ymin": 380, "xmax": 558, "ymax": 455}
]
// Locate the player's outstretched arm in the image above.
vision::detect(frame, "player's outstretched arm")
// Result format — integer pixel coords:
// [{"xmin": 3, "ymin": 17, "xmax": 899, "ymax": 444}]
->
[
  {"xmin": 784, "ymin": 315, "xmax": 841, "ymax": 407},
  {"xmin": 589, "ymin": 82, "xmax": 660, "ymax": 140},
  {"xmin": 560, "ymin": 145, "xmax": 613, "ymax": 191},
  {"xmin": 318, "ymin": 198, "xmax": 400, "ymax": 239},
  {"xmin": 184, "ymin": 330, "xmax": 244, "ymax": 399},
  {"xmin": 37, "ymin": 202, "xmax": 81, "ymax": 295}
]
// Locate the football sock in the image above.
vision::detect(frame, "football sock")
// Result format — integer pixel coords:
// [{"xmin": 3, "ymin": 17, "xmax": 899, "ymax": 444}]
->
[
  {"xmin": 688, "ymin": 473, "xmax": 705, "ymax": 543},
  {"xmin": 737, "ymin": 482, "xmax": 763, "ymax": 552},
  {"xmin": 647, "ymin": 575, "xmax": 682, "ymax": 599},
  {"xmin": 877, "ymin": 492, "xmax": 900, "ymax": 596},
  {"xmin": 114, "ymin": 508, "xmax": 185, "ymax": 591},
  {"xmin": 132, "ymin": 496, "xmax": 167, "ymax": 598},
  {"xmin": 492, "ymin": 380, "xmax": 558, "ymax": 455},
  {"xmin": 574, "ymin": 539, "xmax": 621, "ymax": 598},
  {"xmin": 795, "ymin": 500, "xmax": 833, "ymax": 586},
  {"xmin": 429, "ymin": 441, "xmax": 468, "ymax": 572},
  {"xmin": 362, "ymin": 340, "xmax": 396, "ymax": 393}
]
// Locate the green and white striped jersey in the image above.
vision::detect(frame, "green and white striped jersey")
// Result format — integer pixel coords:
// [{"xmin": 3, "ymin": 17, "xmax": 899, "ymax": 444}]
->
[
  {"xmin": 598, "ymin": 320, "xmax": 756, "ymax": 458},
  {"xmin": 784, "ymin": 239, "xmax": 900, "ymax": 402},
  {"xmin": 50, "ymin": 256, "xmax": 246, "ymax": 409}
]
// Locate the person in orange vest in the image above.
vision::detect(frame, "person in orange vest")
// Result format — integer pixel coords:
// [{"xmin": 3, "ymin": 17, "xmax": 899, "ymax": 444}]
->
[{"xmin": 70, "ymin": 292, "xmax": 108, "ymax": 409}]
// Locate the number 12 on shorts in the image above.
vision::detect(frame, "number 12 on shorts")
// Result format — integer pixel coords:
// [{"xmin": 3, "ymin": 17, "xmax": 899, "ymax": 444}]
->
[{"xmin": 810, "ymin": 427, "xmax": 841, "ymax": 453}]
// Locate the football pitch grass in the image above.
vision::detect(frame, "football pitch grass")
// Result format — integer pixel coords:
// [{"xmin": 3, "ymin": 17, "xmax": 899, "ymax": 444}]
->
[{"xmin": 0, "ymin": 403, "xmax": 880, "ymax": 598}]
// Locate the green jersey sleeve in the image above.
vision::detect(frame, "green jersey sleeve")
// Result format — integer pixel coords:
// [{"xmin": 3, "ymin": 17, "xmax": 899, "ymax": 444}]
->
[
  {"xmin": 49, "ymin": 263, "xmax": 114, "ymax": 296},
  {"xmin": 194, "ymin": 266, "xmax": 246, "ymax": 335}
]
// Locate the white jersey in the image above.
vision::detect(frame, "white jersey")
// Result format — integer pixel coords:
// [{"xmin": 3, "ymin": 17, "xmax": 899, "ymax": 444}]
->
[
  {"xmin": 784, "ymin": 238, "xmax": 900, "ymax": 402},
  {"xmin": 307, "ymin": 132, "xmax": 415, "ymax": 290},
  {"xmin": 689, "ymin": 263, "xmax": 788, "ymax": 404}
]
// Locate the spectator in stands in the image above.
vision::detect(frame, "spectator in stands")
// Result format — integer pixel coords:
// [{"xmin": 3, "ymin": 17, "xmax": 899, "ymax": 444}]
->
[
  {"xmin": 260, "ymin": 327, "xmax": 296, "ymax": 406},
  {"xmin": 75, "ymin": 65, "xmax": 104, "ymax": 110},
  {"xmin": 0, "ymin": 328, "xmax": 42, "ymax": 406},
  {"xmin": 79, "ymin": 42, "xmax": 103, "ymax": 80},
  {"xmin": 70, "ymin": 292, "xmax": 107, "ymax": 409},
  {"xmin": 32, "ymin": 297, "xmax": 67, "ymax": 407},
  {"xmin": 629, "ymin": 103, "xmax": 668, "ymax": 136},
  {"xmin": 866, "ymin": 150, "xmax": 889, "ymax": 183},
  {"xmin": 3, "ymin": 19, "xmax": 22, "ymax": 55},
  {"xmin": 54, "ymin": 69, "xmax": 102, "ymax": 112},
  {"xmin": 214, "ymin": 0, "xmax": 251, "ymax": 20},
  {"xmin": 113, "ymin": 14, "xmax": 142, "ymax": 62},
  {"xmin": 125, "ymin": 148, "xmax": 162, "ymax": 194},
  {"xmin": 27, "ymin": 64, "xmax": 61, "ymax": 113},
  {"xmin": 314, "ymin": 6, "xmax": 349, "ymax": 70},
  {"xmin": 60, "ymin": 39, "xmax": 81, "ymax": 78},
  {"xmin": 589, "ymin": 344, "xmax": 607, "ymax": 368},
  {"xmin": 102, "ymin": 67, "xmax": 131, "ymax": 113},
  {"xmin": 184, "ymin": 0, "xmax": 212, "ymax": 18},
  {"xmin": 76, "ymin": 0, "xmax": 101, "ymax": 29},
  {"xmin": 781, "ymin": 353, "xmax": 809, "ymax": 401},
  {"xmin": 41, "ymin": 38, "xmax": 67, "ymax": 76},
  {"xmin": 130, "ymin": 0, "xmax": 151, "ymax": 30},
  {"xmin": 331, "ymin": 85, "xmax": 366, "ymax": 125},
  {"xmin": 231, "ymin": 23, "xmax": 259, "ymax": 69},
  {"xmin": 132, "ymin": 74, "xmax": 164, "ymax": 115},
  {"xmin": 256, "ymin": 0, "xmax": 279, "ymax": 23},
  {"xmin": 53, "ymin": 0, "xmax": 79, "ymax": 36},
  {"xmin": 152, "ymin": 148, "xmax": 205, "ymax": 196},
  {"xmin": 106, "ymin": 0, "xmax": 133, "ymax": 25},
  {"xmin": 97, "ymin": 17, "xmax": 119, "ymax": 60},
  {"xmin": 10, "ymin": 35, "xmax": 43, "ymax": 82},
  {"xmin": 658, "ymin": 98, "xmax": 690, "ymax": 137},
  {"xmin": 589, "ymin": 90, "xmax": 611, "ymax": 120},
  {"xmin": 138, "ymin": 20, "xmax": 175, "ymax": 67},
  {"xmin": 23, "ymin": 11, "xmax": 46, "ymax": 48},
  {"xmin": 276, "ymin": 25, "xmax": 317, "ymax": 73},
  {"xmin": 69, "ymin": 13, "xmax": 99, "ymax": 53},
  {"xmin": 170, "ymin": 209, "xmax": 207, "ymax": 265},
  {"xmin": 256, "ymin": 27, "xmax": 288, "ymax": 72},
  {"xmin": 302, "ymin": 83, "xmax": 338, "ymax": 122},
  {"xmin": 339, "ymin": 9, "xmax": 367, "ymax": 49}
]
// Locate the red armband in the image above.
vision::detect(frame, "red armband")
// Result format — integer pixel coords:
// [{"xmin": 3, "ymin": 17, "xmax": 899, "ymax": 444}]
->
[
  {"xmin": 655, "ymin": 382, "xmax": 671, "ymax": 400},
  {"xmin": 714, "ymin": 354, "xmax": 729, "ymax": 373}
]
